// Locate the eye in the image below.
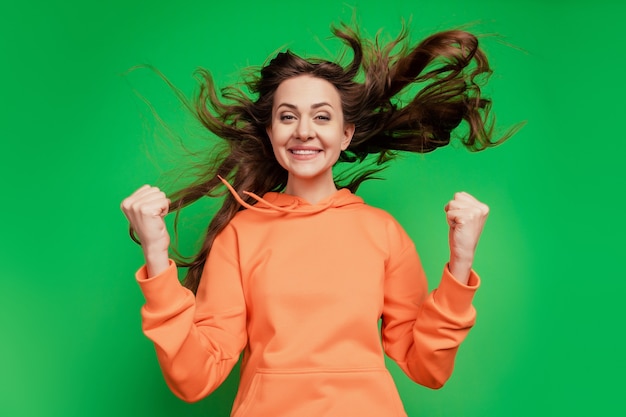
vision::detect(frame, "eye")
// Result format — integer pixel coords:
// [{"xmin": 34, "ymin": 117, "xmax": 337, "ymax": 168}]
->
[
  {"xmin": 280, "ymin": 114, "xmax": 296, "ymax": 121},
  {"xmin": 315, "ymin": 114, "xmax": 331, "ymax": 121}
]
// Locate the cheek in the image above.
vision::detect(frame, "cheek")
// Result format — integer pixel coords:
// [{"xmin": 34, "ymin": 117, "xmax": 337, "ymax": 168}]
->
[
  {"xmin": 269, "ymin": 136, "xmax": 287, "ymax": 155},
  {"xmin": 268, "ymin": 137, "xmax": 289, "ymax": 168},
  {"xmin": 267, "ymin": 125, "xmax": 289, "ymax": 145}
]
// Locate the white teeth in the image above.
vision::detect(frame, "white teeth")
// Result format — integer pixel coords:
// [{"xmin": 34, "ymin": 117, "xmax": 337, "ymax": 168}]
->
[{"xmin": 291, "ymin": 149, "xmax": 319, "ymax": 155}]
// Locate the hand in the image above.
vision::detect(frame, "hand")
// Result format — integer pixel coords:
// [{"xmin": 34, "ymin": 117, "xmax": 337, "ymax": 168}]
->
[
  {"xmin": 121, "ymin": 185, "xmax": 171, "ymax": 276},
  {"xmin": 444, "ymin": 192, "xmax": 489, "ymax": 283}
]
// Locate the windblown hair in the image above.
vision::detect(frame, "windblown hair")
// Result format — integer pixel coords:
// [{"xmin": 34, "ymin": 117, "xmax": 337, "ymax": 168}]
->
[{"xmin": 146, "ymin": 24, "xmax": 508, "ymax": 293}]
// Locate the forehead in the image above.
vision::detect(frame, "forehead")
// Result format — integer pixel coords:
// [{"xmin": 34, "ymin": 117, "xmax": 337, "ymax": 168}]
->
[{"xmin": 273, "ymin": 75, "xmax": 342, "ymax": 107}]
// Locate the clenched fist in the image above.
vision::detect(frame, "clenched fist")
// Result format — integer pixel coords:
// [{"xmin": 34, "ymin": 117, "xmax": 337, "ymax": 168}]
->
[
  {"xmin": 444, "ymin": 192, "xmax": 489, "ymax": 284},
  {"xmin": 121, "ymin": 185, "xmax": 171, "ymax": 276}
]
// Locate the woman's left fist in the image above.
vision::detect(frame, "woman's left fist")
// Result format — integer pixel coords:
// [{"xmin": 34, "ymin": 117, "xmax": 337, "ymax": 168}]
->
[{"xmin": 444, "ymin": 192, "xmax": 490, "ymax": 264}]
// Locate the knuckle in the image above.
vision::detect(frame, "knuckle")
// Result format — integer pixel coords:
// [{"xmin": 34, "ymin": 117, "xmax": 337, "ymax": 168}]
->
[{"xmin": 132, "ymin": 202, "xmax": 144, "ymax": 214}]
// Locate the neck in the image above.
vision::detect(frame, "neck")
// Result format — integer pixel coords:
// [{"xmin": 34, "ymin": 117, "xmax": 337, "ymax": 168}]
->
[{"xmin": 285, "ymin": 174, "xmax": 337, "ymax": 205}]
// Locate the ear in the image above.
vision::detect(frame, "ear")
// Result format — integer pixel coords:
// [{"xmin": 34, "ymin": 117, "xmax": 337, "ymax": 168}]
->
[{"xmin": 341, "ymin": 123, "xmax": 355, "ymax": 150}]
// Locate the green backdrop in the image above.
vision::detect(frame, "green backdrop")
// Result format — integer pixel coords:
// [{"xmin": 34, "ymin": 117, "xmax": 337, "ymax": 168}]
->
[{"xmin": 1, "ymin": 0, "xmax": 624, "ymax": 416}]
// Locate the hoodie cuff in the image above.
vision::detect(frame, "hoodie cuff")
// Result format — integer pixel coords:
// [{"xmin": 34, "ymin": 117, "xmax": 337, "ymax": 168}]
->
[
  {"xmin": 135, "ymin": 260, "xmax": 189, "ymax": 312},
  {"xmin": 433, "ymin": 264, "xmax": 481, "ymax": 318}
]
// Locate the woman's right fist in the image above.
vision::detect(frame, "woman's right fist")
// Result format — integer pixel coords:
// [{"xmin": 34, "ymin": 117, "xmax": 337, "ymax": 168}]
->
[{"xmin": 121, "ymin": 185, "xmax": 171, "ymax": 255}]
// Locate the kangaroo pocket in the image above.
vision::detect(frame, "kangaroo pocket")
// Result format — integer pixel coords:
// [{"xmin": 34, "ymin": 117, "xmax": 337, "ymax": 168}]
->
[{"xmin": 232, "ymin": 368, "xmax": 407, "ymax": 417}]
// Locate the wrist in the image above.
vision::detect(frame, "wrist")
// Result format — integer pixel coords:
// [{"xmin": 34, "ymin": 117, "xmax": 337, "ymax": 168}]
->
[
  {"xmin": 142, "ymin": 248, "xmax": 170, "ymax": 278},
  {"xmin": 448, "ymin": 257, "xmax": 473, "ymax": 285},
  {"xmin": 449, "ymin": 254, "xmax": 473, "ymax": 268}
]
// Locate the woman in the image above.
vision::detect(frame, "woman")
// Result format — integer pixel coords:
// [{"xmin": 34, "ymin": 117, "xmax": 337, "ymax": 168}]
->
[{"xmin": 122, "ymin": 24, "xmax": 497, "ymax": 417}]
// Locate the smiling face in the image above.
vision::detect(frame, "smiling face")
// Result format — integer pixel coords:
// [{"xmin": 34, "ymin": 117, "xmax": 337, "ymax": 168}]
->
[{"xmin": 266, "ymin": 75, "xmax": 355, "ymax": 199}]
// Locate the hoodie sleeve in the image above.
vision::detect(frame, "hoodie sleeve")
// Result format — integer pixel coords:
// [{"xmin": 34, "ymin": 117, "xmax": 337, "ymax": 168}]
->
[
  {"xmin": 136, "ymin": 224, "xmax": 247, "ymax": 402},
  {"xmin": 381, "ymin": 220, "xmax": 480, "ymax": 389}
]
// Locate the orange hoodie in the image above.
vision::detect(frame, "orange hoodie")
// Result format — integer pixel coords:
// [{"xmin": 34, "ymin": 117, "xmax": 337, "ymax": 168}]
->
[{"xmin": 136, "ymin": 186, "xmax": 480, "ymax": 417}]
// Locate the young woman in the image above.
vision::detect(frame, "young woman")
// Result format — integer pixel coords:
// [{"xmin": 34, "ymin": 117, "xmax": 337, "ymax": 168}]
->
[{"xmin": 122, "ymin": 24, "xmax": 498, "ymax": 417}]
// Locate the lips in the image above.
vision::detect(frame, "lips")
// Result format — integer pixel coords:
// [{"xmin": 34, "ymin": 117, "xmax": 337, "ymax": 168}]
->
[
  {"xmin": 289, "ymin": 146, "xmax": 322, "ymax": 154},
  {"xmin": 290, "ymin": 149, "xmax": 321, "ymax": 155},
  {"xmin": 288, "ymin": 147, "xmax": 322, "ymax": 160}
]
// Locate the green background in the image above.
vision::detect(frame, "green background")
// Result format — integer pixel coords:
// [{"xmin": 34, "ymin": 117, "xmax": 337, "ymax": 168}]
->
[{"xmin": 1, "ymin": 0, "xmax": 624, "ymax": 416}]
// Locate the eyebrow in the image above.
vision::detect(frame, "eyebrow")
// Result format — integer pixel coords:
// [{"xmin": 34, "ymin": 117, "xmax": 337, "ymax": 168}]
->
[{"xmin": 276, "ymin": 102, "xmax": 334, "ymax": 110}]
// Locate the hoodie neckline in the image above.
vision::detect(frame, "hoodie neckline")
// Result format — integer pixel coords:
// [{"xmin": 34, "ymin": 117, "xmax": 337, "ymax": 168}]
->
[{"xmin": 218, "ymin": 176, "xmax": 363, "ymax": 215}]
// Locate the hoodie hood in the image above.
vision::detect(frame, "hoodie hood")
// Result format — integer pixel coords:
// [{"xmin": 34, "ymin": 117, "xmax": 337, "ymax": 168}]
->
[{"xmin": 219, "ymin": 176, "xmax": 364, "ymax": 215}]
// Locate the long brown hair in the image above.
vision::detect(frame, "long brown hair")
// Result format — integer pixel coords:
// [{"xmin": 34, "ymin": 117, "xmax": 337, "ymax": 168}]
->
[{"xmin": 139, "ymin": 24, "xmax": 510, "ymax": 294}]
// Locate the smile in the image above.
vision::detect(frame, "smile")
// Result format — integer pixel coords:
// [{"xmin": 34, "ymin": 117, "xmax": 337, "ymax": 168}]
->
[{"xmin": 290, "ymin": 149, "xmax": 321, "ymax": 155}]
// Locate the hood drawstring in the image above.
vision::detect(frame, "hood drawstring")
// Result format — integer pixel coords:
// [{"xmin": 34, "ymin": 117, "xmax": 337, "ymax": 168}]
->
[{"xmin": 218, "ymin": 176, "xmax": 334, "ymax": 214}]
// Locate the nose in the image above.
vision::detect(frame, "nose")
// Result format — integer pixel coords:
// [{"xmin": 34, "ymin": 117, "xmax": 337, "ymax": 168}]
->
[{"xmin": 296, "ymin": 118, "xmax": 314, "ymax": 141}]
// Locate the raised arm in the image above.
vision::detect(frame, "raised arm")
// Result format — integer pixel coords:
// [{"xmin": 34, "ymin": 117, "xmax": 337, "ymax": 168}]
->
[
  {"xmin": 121, "ymin": 187, "xmax": 247, "ymax": 402},
  {"xmin": 382, "ymin": 193, "xmax": 487, "ymax": 388}
]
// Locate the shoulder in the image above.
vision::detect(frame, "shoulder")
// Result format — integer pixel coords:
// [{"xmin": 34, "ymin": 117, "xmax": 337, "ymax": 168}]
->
[
  {"xmin": 348, "ymin": 198, "xmax": 414, "ymax": 247},
  {"xmin": 356, "ymin": 199, "xmax": 406, "ymax": 229}
]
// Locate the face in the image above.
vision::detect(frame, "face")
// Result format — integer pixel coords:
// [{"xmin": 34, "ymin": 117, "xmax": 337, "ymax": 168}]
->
[{"xmin": 266, "ymin": 75, "xmax": 355, "ymax": 192}]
